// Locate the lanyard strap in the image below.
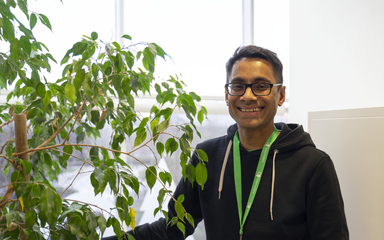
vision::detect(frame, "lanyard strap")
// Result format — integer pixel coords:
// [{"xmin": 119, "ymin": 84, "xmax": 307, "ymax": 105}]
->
[{"xmin": 233, "ymin": 126, "xmax": 279, "ymax": 239}]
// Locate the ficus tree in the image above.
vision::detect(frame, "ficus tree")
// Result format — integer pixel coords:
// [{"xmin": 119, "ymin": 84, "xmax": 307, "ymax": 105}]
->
[{"xmin": 0, "ymin": 0, "xmax": 208, "ymax": 239}]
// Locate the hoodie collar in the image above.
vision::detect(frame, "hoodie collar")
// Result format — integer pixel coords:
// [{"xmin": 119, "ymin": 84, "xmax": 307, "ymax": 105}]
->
[{"xmin": 226, "ymin": 122, "xmax": 315, "ymax": 154}]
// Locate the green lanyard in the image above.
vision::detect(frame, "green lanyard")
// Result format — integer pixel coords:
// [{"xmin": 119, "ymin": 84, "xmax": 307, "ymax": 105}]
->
[{"xmin": 233, "ymin": 126, "xmax": 279, "ymax": 240}]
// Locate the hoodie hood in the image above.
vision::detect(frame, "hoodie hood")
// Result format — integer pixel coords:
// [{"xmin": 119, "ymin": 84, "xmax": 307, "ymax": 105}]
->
[{"xmin": 226, "ymin": 122, "xmax": 316, "ymax": 154}]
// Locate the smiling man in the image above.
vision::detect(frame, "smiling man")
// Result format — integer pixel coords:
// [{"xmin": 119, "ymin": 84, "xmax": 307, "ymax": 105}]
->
[
  {"xmin": 103, "ymin": 46, "xmax": 349, "ymax": 240},
  {"xmin": 225, "ymin": 56, "xmax": 285, "ymax": 151}
]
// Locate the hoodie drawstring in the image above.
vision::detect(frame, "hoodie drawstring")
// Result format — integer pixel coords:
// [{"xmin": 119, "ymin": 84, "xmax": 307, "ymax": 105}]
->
[
  {"xmin": 270, "ymin": 149, "xmax": 279, "ymax": 221},
  {"xmin": 218, "ymin": 140, "xmax": 232, "ymax": 199}
]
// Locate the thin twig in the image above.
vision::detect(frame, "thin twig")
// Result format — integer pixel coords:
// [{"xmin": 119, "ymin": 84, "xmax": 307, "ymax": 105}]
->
[
  {"xmin": 0, "ymin": 183, "xmax": 14, "ymax": 210},
  {"xmin": 0, "ymin": 154, "xmax": 16, "ymax": 169},
  {"xmin": 30, "ymin": 101, "xmax": 88, "ymax": 155},
  {"xmin": 60, "ymin": 161, "xmax": 86, "ymax": 197},
  {"xmin": 0, "ymin": 118, "xmax": 14, "ymax": 129},
  {"xmin": 64, "ymin": 198, "xmax": 118, "ymax": 218},
  {"xmin": 0, "ymin": 139, "xmax": 13, "ymax": 154}
]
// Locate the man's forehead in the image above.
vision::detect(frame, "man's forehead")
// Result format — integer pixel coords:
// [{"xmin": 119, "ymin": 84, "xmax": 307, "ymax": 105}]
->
[{"xmin": 235, "ymin": 57, "xmax": 271, "ymax": 65}]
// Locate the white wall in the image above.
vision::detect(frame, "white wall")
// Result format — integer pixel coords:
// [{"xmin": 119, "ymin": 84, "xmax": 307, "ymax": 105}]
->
[
  {"xmin": 308, "ymin": 107, "xmax": 384, "ymax": 240},
  {"xmin": 290, "ymin": 0, "xmax": 384, "ymax": 130}
]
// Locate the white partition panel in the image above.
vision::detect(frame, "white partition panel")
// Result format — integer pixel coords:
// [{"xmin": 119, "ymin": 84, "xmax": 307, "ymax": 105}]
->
[{"xmin": 308, "ymin": 107, "xmax": 384, "ymax": 240}]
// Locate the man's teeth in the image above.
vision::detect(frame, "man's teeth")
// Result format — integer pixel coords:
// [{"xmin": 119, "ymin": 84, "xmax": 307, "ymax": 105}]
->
[{"xmin": 240, "ymin": 108, "xmax": 262, "ymax": 112}]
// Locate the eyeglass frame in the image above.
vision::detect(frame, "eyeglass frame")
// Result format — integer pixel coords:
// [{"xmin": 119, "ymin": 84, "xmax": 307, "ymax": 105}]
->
[{"xmin": 225, "ymin": 82, "xmax": 282, "ymax": 96}]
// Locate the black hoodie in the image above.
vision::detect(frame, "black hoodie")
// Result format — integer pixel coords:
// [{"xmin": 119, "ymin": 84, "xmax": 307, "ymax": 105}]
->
[{"xmin": 104, "ymin": 123, "xmax": 349, "ymax": 240}]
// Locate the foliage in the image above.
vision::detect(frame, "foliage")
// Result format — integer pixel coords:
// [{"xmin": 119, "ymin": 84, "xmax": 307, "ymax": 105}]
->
[{"xmin": 0, "ymin": 0, "xmax": 208, "ymax": 239}]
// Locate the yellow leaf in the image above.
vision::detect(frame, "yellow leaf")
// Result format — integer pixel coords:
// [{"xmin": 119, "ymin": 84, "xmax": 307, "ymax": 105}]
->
[
  {"xmin": 19, "ymin": 197, "xmax": 24, "ymax": 211},
  {"xmin": 129, "ymin": 207, "xmax": 136, "ymax": 231}
]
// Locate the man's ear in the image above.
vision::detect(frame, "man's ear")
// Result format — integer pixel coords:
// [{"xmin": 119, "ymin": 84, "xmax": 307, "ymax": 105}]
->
[
  {"xmin": 278, "ymin": 85, "xmax": 286, "ymax": 106},
  {"xmin": 224, "ymin": 87, "xmax": 229, "ymax": 105}
]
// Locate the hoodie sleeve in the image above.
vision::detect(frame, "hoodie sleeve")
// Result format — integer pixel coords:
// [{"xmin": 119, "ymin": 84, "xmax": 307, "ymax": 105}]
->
[
  {"xmin": 102, "ymin": 154, "xmax": 203, "ymax": 240},
  {"xmin": 306, "ymin": 155, "xmax": 349, "ymax": 240}
]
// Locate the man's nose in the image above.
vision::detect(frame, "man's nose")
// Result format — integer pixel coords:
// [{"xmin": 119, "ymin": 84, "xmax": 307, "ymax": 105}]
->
[{"xmin": 241, "ymin": 86, "xmax": 257, "ymax": 99}]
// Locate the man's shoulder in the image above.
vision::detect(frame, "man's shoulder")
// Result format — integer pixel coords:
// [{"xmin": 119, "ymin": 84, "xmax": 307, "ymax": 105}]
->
[{"xmin": 196, "ymin": 135, "xmax": 228, "ymax": 151}]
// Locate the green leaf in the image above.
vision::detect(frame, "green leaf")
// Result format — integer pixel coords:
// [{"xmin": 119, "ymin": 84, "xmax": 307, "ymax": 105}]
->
[
  {"xmin": 91, "ymin": 31, "xmax": 98, "ymax": 40},
  {"xmin": 36, "ymin": 82, "xmax": 46, "ymax": 98},
  {"xmin": 98, "ymin": 215, "xmax": 107, "ymax": 236},
  {"xmin": 133, "ymin": 131, "xmax": 146, "ymax": 148},
  {"xmin": 39, "ymin": 187, "xmax": 62, "ymax": 227},
  {"xmin": 30, "ymin": 13, "xmax": 37, "ymax": 29},
  {"xmin": 20, "ymin": 36, "xmax": 31, "ymax": 55},
  {"xmin": 26, "ymin": 210, "xmax": 37, "ymax": 230},
  {"xmin": 159, "ymin": 172, "xmax": 167, "ymax": 185},
  {"xmin": 21, "ymin": 160, "xmax": 32, "ymax": 174},
  {"xmin": 177, "ymin": 222, "xmax": 186, "ymax": 237},
  {"xmin": 186, "ymin": 213, "xmax": 195, "ymax": 228},
  {"xmin": 196, "ymin": 149, "xmax": 208, "ymax": 162},
  {"xmin": 93, "ymin": 168, "xmax": 104, "ymax": 186},
  {"xmin": 86, "ymin": 211, "xmax": 97, "ymax": 232},
  {"xmin": 83, "ymin": 75, "xmax": 92, "ymax": 95},
  {"xmin": 59, "ymin": 229, "xmax": 77, "ymax": 240},
  {"xmin": 112, "ymin": 41, "xmax": 121, "ymax": 50},
  {"xmin": 76, "ymin": 132, "xmax": 85, "ymax": 143},
  {"xmin": 156, "ymin": 142, "xmax": 164, "ymax": 158},
  {"xmin": 145, "ymin": 166, "xmax": 157, "ymax": 191},
  {"xmin": 156, "ymin": 188, "xmax": 166, "ymax": 209},
  {"xmin": 68, "ymin": 223, "xmax": 87, "ymax": 239},
  {"xmin": 73, "ymin": 69, "xmax": 86, "ymax": 90},
  {"xmin": 92, "ymin": 63, "xmax": 99, "ymax": 78},
  {"xmin": 29, "ymin": 58, "xmax": 49, "ymax": 69},
  {"xmin": 174, "ymin": 201, "xmax": 185, "ymax": 221},
  {"xmin": 122, "ymin": 34, "xmax": 132, "ymax": 40},
  {"xmin": 127, "ymin": 93, "xmax": 135, "ymax": 108},
  {"xmin": 152, "ymin": 42, "xmax": 167, "ymax": 59},
  {"xmin": 195, "ymin": 162, "xmax": 207, "ymax": 190},
  {"xmin": 43, "ymin": 152, "xmax": 52, "ymax": 167},
  {"xmin": 157, "ymin": 120, "xmax": 168, "ymax": 133},
  {"xmin": 10, "ymin": 38, "xmax": 21, "ymax": 63},
  {"xmin": 38, "ymin": 13, "xmax": 52, "ymax": 31},
  {"xmin": 169, "ymin": 216, "xmax": 178, "ymax": 227},
  {"xmin": 91, "ymin": 110, "xmax": 100, "ymax": 125},
  {"xmin": 186, "ymin": 164, "xmax": 195, "ymax": 187},
  {"xmin": 63, "ymin": 145, "xmax": 73, "ymax": 161},
  {"xmin": 189, "ymin": 92, "xmax": 201, "ymax": 102},
  {"xmin": 65, "ymin": 83, "xmax": 77, "ymax": 104},
  {"xmin": 162, "ymin": 93, "xmax": 177, "ymax": 105},
  {"xmin": 198, "ymin": 106, "xmax": 208, "ymax": 124},
  {"xmin": 43, "ymin": 90, "xmax": 51, "ymax": 106},
  {"xmin": 177, "ymin": 194, "xmax": 185, "ymax": 203},
  {"xmin": 35, "ymin": 115, "xmax": 46, "ymax": 124},
  {"xmin": 111, "ymin": 217, "xmax": 123, "ymax": 238},
  {"xmin": 72, "ymin": 42, "xmax": 88, "ymax": 56},
  {"xmin": 27, "ymin": 108, "xmax": 38, "ymax": 119},
  {"xmin": 6, "ymin": 92, "xmax": 13, "ymax": 103},
  {"xmin": 165, "ymin": 138, "xmax": 178, "ymax": 156},
  {"xmin": 179, "ymin": 136, "xmax": 190, "ymax": 155}
]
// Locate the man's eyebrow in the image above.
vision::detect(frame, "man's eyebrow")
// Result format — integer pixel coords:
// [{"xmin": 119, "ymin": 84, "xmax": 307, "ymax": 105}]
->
[
  {"xmin": 253, "ymin": 77, "xmax": 271, "ymax": 82},
  {"xmin": 230, "ymin": 77, "xmax": 245, "ymax": 82}
]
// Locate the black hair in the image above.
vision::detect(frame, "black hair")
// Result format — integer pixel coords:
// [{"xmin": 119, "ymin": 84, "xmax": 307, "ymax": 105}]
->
[{"xmin": 225, "ymin": 45, "xmax": 283, "ymax": 84}]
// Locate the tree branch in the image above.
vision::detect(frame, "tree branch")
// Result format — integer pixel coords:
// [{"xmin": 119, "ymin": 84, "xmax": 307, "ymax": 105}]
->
[
  {"xmin": 29, "ymin": 101, "xmax": 87, "ymax": 155},
  {"xmin": 0, "ymin": 183, "xmax": 14, "ymax": 211},
  {"xmin": 0, "ymin": 118, "xmax": 14, "ymax": 130},
  {"xmin": 0, "ymin": 154, "xmax": 16, "ymax": 169}
]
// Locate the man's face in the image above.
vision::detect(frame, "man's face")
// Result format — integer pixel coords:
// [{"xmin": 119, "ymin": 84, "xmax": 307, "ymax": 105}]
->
[{"xmin": 225, "ymin": 57, "xmax": 286, "ymax": 132}]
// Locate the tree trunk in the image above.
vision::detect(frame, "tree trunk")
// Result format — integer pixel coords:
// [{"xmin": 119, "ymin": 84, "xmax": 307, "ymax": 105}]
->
[{"xmin": 14, "ymin": 114, "xmax": 28, "ymax": 240}]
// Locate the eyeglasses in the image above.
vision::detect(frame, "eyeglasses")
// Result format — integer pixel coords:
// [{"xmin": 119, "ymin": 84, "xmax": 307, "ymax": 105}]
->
[{"xmin": 225, "ymin": 82, "xmax": 282, "ymax": 96}]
